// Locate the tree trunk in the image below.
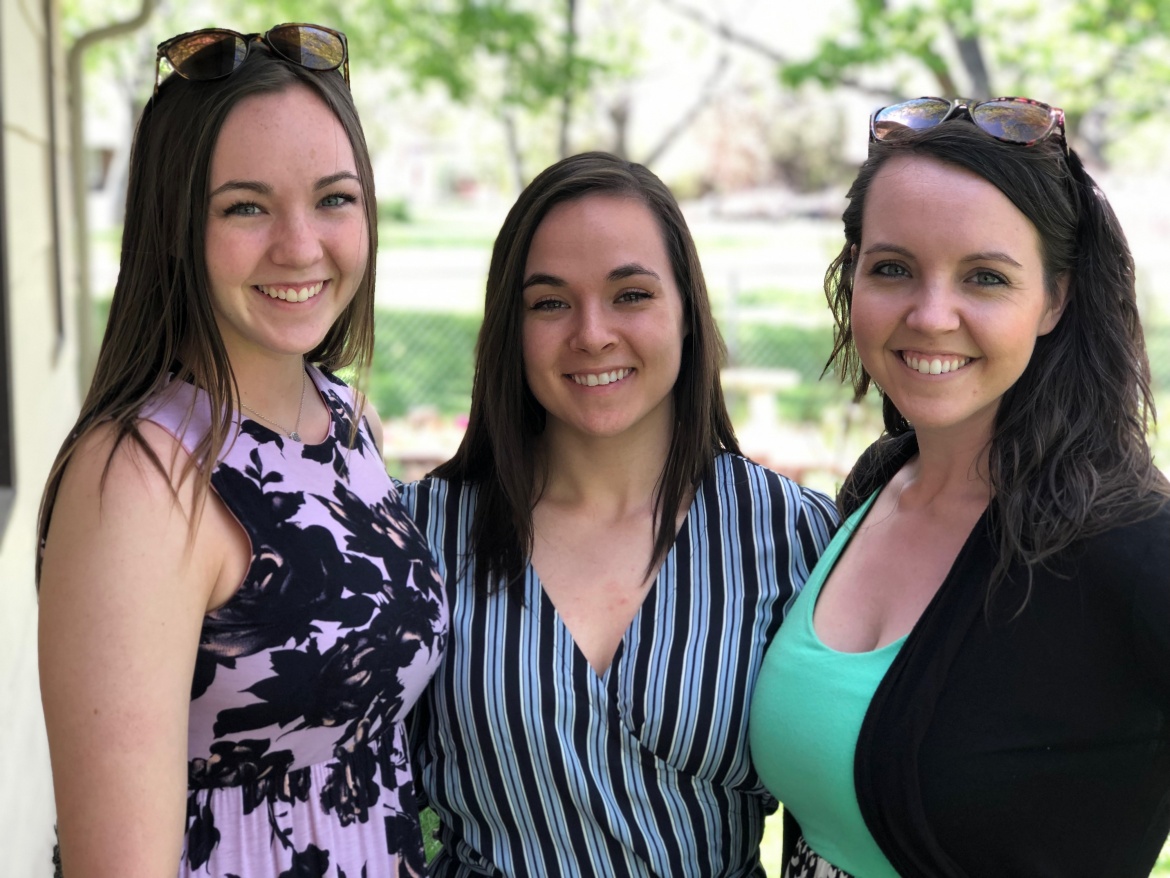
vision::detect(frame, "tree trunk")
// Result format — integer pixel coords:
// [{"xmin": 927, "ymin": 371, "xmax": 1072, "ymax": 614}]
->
[
  {"xmin": 559, "ymin": 0, "xmax": 578, "ymax": 158},
  {"xmin": 641, "ymin": 53, "xmax": 729, "ymax": 168},
  {"xmin": 945, "ymin": 1, "xmax": 993, "ymax": 100},
  {"xmin": 609, "ymin": 94, "xmax": 630, "ymax": 160},
  {"xmin": 502, "ymin": 111, "xmax": 527, "ymax": 191}
]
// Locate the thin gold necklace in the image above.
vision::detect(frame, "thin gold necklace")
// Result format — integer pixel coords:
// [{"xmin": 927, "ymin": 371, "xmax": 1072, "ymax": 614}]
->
[{"xmin": 240, "ymin": 366, "xmax": 308, "ymax": 442}]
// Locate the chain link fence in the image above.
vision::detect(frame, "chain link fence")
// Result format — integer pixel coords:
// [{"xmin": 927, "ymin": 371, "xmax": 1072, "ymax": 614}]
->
[
  {"xmin": 371, "ymin": 294, "xmax": 870, "ymax": 487},
  {"xmin": 371, "ymin": 297, "xmax": 1170, "ymax": 487},
  {"xmin": 95, "ymin": 276, "xmax": 1170, "ymax": 485}
]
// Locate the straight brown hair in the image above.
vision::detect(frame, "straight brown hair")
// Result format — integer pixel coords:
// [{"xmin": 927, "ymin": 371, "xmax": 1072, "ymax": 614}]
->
[
  {"xmin": 37, "ymin": 46, "xmax": 377, "ymax": 582},
  {"xmin": 432, "ymin": 152, "xmax": 740, "ymax": 598}
]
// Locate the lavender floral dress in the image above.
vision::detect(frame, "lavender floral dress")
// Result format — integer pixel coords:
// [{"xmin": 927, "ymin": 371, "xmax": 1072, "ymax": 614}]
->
[{"xmin": 140, "ymin": 366, "xmax": 447, "ymax": 878}]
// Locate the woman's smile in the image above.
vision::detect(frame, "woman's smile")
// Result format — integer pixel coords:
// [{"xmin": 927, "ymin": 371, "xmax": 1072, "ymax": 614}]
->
[
  {"xmin": 569, "ymin": 368, "xmax": 634, "ymax": 387},
  {"xmin": 898, "ymin": 351, "xmax": 974, "ymax": 375},
  {"xmin": 255, "ymin": 280, "xmax": 327, "ymax": 302}
]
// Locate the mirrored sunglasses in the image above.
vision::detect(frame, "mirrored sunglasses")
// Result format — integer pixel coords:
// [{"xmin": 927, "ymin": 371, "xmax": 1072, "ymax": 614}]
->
[{"xmin": 870, "ymin": 96, "xmax": 1066, "ymax": 153}]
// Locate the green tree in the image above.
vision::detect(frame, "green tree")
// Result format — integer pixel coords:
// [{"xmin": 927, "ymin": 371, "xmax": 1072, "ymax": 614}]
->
[
  {"xmin": 65, "ymin": 0, "xmax": 616, "ymax": 189},
  {"xmin": 662, "ymin": 0, "xmax": 1170, "ymax": 168}
]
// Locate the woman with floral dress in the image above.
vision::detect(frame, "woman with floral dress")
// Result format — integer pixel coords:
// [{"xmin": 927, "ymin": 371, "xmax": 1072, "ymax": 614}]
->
[{"xmin": 38, "ymin": 25, "xmax": 446, "ymax": 878}]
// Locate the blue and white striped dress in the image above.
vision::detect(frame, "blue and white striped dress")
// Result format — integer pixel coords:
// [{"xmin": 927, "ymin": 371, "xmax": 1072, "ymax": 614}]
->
[{"xmin": 400, "ymin": 453, "xmax": 838, "ymax": 877}]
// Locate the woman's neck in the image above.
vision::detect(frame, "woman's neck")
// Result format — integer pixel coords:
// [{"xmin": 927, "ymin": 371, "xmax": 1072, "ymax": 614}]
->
[
  {"xmin": 535, "ymin": 422, "xmax": 673, "ymax": 517},
  {"xmin": 898, "ymin": 423, "xmax": 994, "ymax": 512},
  {"xmin": 226, "ymin": 349, "xmax": 308, "ymax": 413}
]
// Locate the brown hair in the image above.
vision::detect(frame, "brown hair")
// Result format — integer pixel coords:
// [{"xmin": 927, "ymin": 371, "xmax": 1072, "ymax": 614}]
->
[
  {"xmin": 825, "ymin": 121, "xmax": 1168, "ymax": 593},
  {"xmin": 432, "ymin": 151, "xmax": 740, "ymax": 597},
  {"xmin": 37, "ymin": 45, "xmax": 377, "ymax": 581}
]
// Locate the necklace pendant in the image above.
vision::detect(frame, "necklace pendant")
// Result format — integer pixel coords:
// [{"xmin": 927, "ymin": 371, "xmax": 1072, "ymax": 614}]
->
[{"xmin": 289, "ymin": 431, "xmax": 302, "ymax": 442}]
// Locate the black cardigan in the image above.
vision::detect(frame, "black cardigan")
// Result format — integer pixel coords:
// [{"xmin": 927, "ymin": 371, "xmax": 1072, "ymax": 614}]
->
[{"xmin": 847, "ymin": 448, "xmax": 1170, "ymax": 876}]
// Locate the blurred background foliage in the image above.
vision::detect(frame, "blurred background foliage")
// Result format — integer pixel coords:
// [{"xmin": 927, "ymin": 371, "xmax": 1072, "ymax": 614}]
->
[
  {"xmin": 65, "ymin": 0, "xmax": 1170, "ymax": 181},
  {"xmin": 69, "ymin": 0, "xmax": 1170, "ymax": 487}
]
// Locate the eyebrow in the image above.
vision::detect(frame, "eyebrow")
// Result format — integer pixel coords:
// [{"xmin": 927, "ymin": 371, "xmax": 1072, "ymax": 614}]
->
[
  {"xmin": 315, "ymin": 171, "xmax": 361, "ymax": 190},
  {"xmin": 863, "ymin": 243, "xmax": 1024, "ymax": 268},
  {"xmin": 208, "ymin": 171, "xmax": 361, "ymax": 199},
  {"xmin": 608, "ymin": 262, "xmax": 661, "ymax": 282},
  {"xmin": 962, "ymin": 250, "xmax": 1024, "ymax": 268},
  {"xmin": 521, "ymin": 262, "xmax": 662, "ymax": 291}
]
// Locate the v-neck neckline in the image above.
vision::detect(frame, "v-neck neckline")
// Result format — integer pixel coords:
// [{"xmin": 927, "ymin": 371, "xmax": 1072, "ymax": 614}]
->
[{"xmin": 527, "ymin": 479, "xmax": 702, "ymax": 684}]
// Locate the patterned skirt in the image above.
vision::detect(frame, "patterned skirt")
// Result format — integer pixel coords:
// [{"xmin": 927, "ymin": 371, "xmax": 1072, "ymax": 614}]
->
[{"xmin": 785, "ymin": 835, "xmax": 856, "ymax": 878}]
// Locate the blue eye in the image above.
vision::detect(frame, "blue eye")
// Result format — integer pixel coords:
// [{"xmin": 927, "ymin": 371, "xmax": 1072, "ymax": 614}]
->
[
  {"xmin": 321, "ymin": 192, "xmax": 358, "ymax": 208},
  {"xmin": 972, "ymin": 270, "xmax": 1007, "ymax": 286},
  {"xmin": 616, "ymin": 290, "xmax": 652, "ymax": 303},
  {"xmin": 224, "ymin": 201, "xmax": 263, "ymax": 217},
  {"xmin": 873, "ymin": 262, "xmax": 908, "ymax": 278}
]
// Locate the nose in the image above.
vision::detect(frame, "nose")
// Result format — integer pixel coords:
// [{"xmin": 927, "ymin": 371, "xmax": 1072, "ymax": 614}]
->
[
  {"xmin": 269, "ymin": 209, "xmax": 324, "ymax": 268},
  {"xmin": 570, "ymin": 300, "xmax": 618, "ymax": 353},
  {"xmin": 904, "ymin": 280, "xmax": 961, "ymax": 335}
]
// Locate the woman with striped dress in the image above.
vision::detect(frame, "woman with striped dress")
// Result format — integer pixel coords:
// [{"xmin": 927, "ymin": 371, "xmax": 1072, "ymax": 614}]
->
[{"xmin": 400, "ymin": 151, "xmax": 838, "ymax": 876}]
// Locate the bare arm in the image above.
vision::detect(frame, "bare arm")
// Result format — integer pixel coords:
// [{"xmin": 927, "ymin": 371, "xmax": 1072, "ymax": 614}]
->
[{"xmin": 39, "ymin": 423, "xmax": 220, "ymax": 877}]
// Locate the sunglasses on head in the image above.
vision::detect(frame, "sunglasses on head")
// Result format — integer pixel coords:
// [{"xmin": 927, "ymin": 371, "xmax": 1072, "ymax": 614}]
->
[
  {"xmin": 870, "ymin": 96, "xmax": 1067, "ymax": 153},
  {"xmin": 154, "ymin": 23, "xmax": 349, "ymax": 95}
]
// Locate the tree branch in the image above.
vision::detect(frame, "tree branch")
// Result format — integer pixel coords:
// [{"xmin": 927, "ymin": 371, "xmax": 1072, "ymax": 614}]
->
[
  {"xmin": 641, "ymin": 52, "xmax": 730, "ymax": 168},
  {"xmin": 658, "ymin": 0, "xmax": 787, "ymax": 62},
  {"xmin": 657, "ymin": 0, "xmax": 899, "ymax": 100}
]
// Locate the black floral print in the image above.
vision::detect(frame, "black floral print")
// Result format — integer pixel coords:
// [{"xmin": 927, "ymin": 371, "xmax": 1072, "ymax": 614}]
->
[{"xmin": 138, "ymin": 367, "xmax": 446, "ymax": 878}]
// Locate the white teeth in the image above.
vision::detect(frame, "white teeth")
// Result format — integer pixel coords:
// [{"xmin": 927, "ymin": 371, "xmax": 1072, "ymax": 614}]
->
[
  {"xmin": 258, "ymin": 281, "xmax": 324, "ymax": 302},
  {"xmin": 903, "ymin": 354, "xmax": 971, "ymax": 375},
  {"xmin": 571, "ymin": 368, "xmax": 631, "ymax": 387}
]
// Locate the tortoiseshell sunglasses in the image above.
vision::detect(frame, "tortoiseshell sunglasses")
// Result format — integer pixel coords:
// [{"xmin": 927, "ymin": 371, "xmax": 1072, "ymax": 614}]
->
[{"xmin": 154, "ymin": 23, "xmax": 349, "ymax": 95}]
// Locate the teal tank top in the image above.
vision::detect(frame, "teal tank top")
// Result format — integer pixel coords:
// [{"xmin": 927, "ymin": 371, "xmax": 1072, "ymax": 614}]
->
[{"xmin": 749, "ymin": 493, "xmax": 903, "ymax": 878}]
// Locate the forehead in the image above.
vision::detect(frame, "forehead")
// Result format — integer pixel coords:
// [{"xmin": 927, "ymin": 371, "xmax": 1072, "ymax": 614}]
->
[
  {"xmin": 861, "ymin": 154, "xmax": 1039, "ymax": 254},
  {"xmin": 526, "ymin": 194, "xmax": 669, "ymax": 266},
  {"xmin": 209, "ymin": 84, "xmax": 356, "ymax": 183}
]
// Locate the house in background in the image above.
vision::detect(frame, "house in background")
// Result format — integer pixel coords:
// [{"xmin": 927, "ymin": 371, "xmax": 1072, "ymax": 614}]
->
[{"xmin": 0, "ymin": 0, "xmax": 83, "ymax": 870}]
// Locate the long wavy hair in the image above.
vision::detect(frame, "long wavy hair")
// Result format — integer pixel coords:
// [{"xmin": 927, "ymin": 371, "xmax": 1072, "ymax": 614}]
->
[
  {"xmin": 432, "ymin": 151, "xmax": 740, "ymax": 597},
  {"xmin": 826, "ymin": 121, "xmax": 1168, "ymax": 591},
  {"xmin": 37, "ymin": 46, "xmax": 377, "ymax": 582}
]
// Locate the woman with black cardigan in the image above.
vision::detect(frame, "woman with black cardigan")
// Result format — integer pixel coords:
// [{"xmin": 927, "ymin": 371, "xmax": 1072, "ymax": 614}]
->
[{"xmin": 750, "ymin": 97, "xmax": 1170, "ymax": 877}]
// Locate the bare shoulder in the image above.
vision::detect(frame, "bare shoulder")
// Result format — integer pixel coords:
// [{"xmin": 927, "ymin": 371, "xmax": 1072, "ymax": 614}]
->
[
  {"xmin": 58, "ymin": 418, "xmax": 194, "ymax": 505},
  {"xmin": 41, "ymin": 418, "xmax": 219, "ymax": 610}
]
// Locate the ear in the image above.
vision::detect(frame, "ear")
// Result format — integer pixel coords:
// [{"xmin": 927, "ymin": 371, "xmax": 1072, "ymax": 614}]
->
[{"xmin": 1037, "ymin": 272, "xmax": 1069, "ymax": 336}]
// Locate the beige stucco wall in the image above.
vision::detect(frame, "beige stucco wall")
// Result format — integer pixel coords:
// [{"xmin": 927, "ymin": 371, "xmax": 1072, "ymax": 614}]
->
[{"xmin": 1, "ymin": 0, "xmax": 81, "ymax": 871}]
